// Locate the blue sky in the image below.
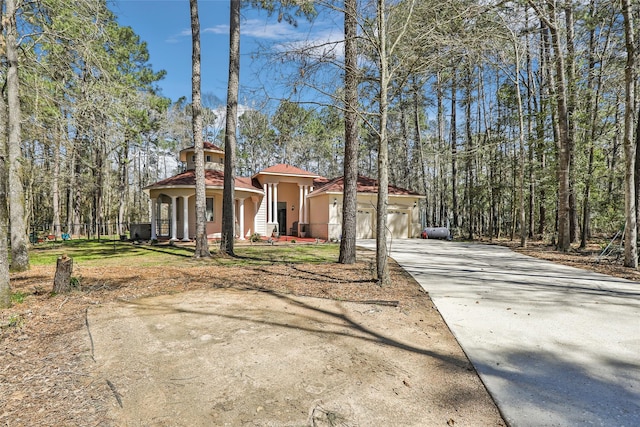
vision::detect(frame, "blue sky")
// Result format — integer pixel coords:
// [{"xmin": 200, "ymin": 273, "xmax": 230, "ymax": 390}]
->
[{"xmin": 111, "ymin": 0, "xmax": 343, "ymax": 106}]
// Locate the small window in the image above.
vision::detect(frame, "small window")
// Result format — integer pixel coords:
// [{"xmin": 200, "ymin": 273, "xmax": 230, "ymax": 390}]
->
[
  {"xmin": 206, "ymin": 155, "xmax": 211, "ymax": 162},
  {"xmin": 219, "ymin": 158, "xmax": 223, "ymax": 164},
  {"xmin": 191, "ymin": 155, "xmax": 195, "ymax": 162},
  {"xmin": 206, "ymin": 197, "xmax": 214, "ymax": 222}
]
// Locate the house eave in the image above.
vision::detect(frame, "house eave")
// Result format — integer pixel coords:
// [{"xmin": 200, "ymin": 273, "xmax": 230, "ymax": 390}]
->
[
  {"xmin": 252, "ymin": 171, "xmax": 321, "ymax": 180},
  {"xmin": 307, "ymin": 191, "xmax": 425, "ymax": 199},
  {"xmin": 144, "ymin": 184, "xmax": 264, "ymax": 195}
]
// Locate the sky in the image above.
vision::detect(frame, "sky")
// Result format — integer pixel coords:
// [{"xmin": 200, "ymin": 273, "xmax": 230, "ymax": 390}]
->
[{"xmin": 111, "ymin": 0, "xmax": 344, "ymax": 107}]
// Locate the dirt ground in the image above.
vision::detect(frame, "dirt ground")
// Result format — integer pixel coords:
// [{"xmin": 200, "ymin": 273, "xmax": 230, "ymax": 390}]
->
[{"xmin": 1, "ymin": 238, "xmax": 631, "ymax": 426}]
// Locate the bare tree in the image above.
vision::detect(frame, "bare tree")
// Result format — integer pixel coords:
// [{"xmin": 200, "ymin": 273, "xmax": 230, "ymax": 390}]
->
[
  {"xmin": 190, "ymin": 0, "xmax": 211, "ymax": 258},
  {"xmin": 221, "ymin": 0, "xmax": 240, "ymax": 255}
]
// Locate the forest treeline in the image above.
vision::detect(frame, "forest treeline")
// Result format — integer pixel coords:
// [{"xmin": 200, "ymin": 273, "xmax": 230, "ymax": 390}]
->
[{"xmin": 1, "ymin": 0, "xmax": 639, "ymax": 303}]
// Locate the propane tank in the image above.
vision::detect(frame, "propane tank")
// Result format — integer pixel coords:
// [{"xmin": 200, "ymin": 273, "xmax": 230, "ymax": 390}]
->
[{"xmin": 420, "ymin": 227, "xmax": 451, "ymax": 240}]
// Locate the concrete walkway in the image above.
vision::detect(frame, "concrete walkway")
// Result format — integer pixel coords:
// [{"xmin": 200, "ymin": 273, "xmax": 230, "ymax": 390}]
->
[{"xmin": 358, "ymin": 239, "xmax": 640, "ymax": 427}]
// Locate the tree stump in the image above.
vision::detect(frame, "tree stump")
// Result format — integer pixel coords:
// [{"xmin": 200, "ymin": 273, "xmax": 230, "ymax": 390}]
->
[{"xmin": 53, "ymin": 254, "xmax": 74, "ymax": 293}]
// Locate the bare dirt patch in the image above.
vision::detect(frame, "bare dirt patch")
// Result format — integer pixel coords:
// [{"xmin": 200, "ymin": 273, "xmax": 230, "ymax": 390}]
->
[{"xmin": 1, "ymin": 246, "xmax": 505, "ymax": 426}]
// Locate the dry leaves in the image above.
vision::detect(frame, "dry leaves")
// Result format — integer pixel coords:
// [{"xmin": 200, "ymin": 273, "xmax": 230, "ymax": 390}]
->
[{"xmin": 1, "ymin": 251, "xmax": 424, "ymax": 427}]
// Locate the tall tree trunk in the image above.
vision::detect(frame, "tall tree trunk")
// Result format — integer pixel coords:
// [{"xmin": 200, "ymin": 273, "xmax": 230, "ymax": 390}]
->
[
  {"xmin": 94, "ymin": 134, "xmax": 105, "ymax": 240},
  {"xmin": 564, "ymin": 1, "xmax": 578, "ymax": 243},
  {"xmin": 413, "ymin": 77, "xmax": 428, "ymax": 199},
  {"xmin": 51, "ymin": 132, "xmax": 61, "ymax": 237},
  {"xmin": 375, "ymin": 0, "xmax": 390, "ymax": 285},
  {"xmin": 117, "ymin": 142, "xmax": 129, "ymax": 236},
  {"xmin": 515, "ymin": 54, "xmax": 527, "ymax": 248},
  {"xmin": 580, "ymin": 2, "xmax": 605, "ymax": 249},
  {"xmin": 6, "ymin": 0, "xmax": 29, "ymax": 271},
  {"xmin": 636, "ymin": 106, "xmax": 640, "ymax": 228},
  {"xmin": 537, "ymin": 22, "xmax": 550, "ymax": 237},
  {"xmin": 621, "ymin": 0, "xmax": 637, "ymax": 268},
  {"xmin": 190, "ymin": 0, "xmax": 211, "ymax": 258},
  {"xmin": 548, "ymin": 7, "xmax": 571, "ymax": 252},
  {"xmin": 436, "ymin": 71, "xmax": 446, "ymax": 227},
  {"xmin": 0, "ymin": 63, "xmax": 11, "ymax": 307},
  {"xmin": 221, "ymin": 0, "xmax": 240, "ymax": 256},
  {"xmin": 525, "ymin": 15, "xmax": 536, "ymax": 239},
  {"xmin": 339, "ymin": 0, "xmax": 359, "ymax": 264},
  {"xmin": 72, "ymin": 142, "xmax": 82, "ymax": 236},
  {"xmin": 450, "ymin": 69, "xmax": 458, "ymax": 229},
  {"xmin": 464, "ymin": 64, "xmax": 474, "ymax": 240},
  {"xmin": 608, "ymin": 97, "xmax": 621, "ymax": 198}
]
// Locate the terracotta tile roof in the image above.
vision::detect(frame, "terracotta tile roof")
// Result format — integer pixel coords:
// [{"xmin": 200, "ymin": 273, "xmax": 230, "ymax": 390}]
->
[
  {"xmin": 255, "ymin": 164, "xmax": 321, "ymax": 178},
  {"xmin": 145, "ymin": 170, "xmax": 261, "ymax": 191},
  {"xmin": 200, "ymin": 142, "xmax": 224, "ymax": 152},
  {"xmin": 310, "ymin": 175, "xmax": 422, "ymax": 196},
  {"xmin": 313, "ymin": 177, "xmax": 330, "ymax": 188}
]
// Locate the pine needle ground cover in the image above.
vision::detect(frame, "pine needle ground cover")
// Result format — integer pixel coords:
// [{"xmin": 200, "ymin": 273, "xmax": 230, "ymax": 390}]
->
[{"xmin": 1, "ymin": 239, "xmax": 504, "ymax": 426}]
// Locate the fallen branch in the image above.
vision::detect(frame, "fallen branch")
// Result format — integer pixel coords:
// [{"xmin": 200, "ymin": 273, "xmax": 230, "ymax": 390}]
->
[
  {"xmin": 106, "ymin": 379, "xmax": 123, "ymax": 408},
  {"xmin": 346, "ymin": 299, "xmax": 399, "ymax": 307},
  {"xmin": 85, "ymin": 308, "xmax": 95, "ymax": 362}
]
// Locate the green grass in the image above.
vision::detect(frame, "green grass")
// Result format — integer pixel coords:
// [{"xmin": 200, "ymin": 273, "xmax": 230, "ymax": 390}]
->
[
  {"xmin": 234, "ymin": 244, "xmax": 338, "ymax": 264},
  {"xmin": 10, "ymin": 291, "xmax": 27, "ymax": 304},
  {"xmin": 27, "ymin": 239, "xmax": 339, "ymax": 268}
]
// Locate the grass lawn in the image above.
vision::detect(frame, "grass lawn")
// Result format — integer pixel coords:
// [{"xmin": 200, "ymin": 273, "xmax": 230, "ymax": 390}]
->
[{"xmin": 27, "ymin": 238, "xmax": 340, "ymax": 268}]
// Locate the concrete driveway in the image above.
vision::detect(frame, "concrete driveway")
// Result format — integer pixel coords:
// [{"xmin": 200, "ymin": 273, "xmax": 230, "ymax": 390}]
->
[{"xmin": 358, "ymin": 239, "xmax": 640, "ymax": 427}]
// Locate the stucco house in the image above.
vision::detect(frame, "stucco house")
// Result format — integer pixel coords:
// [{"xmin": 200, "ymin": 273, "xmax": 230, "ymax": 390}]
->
[{"xmin": 143, "ymin": 142, "xmax": 424, "ymax": 241}]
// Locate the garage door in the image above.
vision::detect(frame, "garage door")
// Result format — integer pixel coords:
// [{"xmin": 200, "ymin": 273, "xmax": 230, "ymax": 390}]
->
[
  {"xmin": 387, "ymin": 210, "xmax": 408, "ymax": 239},
  {"xmin": 357, "ymin": 210, "xmax": 373, "ymax": 239}
]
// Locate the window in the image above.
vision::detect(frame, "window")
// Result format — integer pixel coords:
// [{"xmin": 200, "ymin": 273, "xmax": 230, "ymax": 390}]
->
[
  {"xmin": 206, "ymin": 155, "xmax": 211, "ymax": 162},
  {"xmin": 191, "ymin": 155, "xmax": 195, "ymax": 162},
  {"xmin": 206, "ymin": 197, "xmax": 214, "ymax": 222}
]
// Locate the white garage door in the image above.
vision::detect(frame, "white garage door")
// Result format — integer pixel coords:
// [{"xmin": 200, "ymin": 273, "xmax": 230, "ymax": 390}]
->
[
  {"xmin": 357, "ymin": 210, "xmax": 373, "ymax": 239},
  {"xmin": 387, "ymin": 210, "xmax": 408, "ymax": 239}
]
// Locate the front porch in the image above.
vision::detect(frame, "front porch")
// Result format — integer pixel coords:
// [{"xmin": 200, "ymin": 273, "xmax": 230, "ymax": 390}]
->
[{"xmin": 148, "ymin": 192, "xmax": 258, "ymax": 241}]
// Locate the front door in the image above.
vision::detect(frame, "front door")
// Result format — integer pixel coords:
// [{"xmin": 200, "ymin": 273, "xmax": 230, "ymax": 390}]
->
[{"xmin": 277, "ymin": 202, "xmax": 287, "ymax": 236}]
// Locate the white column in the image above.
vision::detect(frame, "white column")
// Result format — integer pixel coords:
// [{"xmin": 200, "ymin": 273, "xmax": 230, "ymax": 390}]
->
[
  {"xmin": 273, "ymin": 183, "xmax": 279, "ymax": 227},
  {"xmin": 150, "ymin": 198, "xmax": 157, "ymax": 240},
  {"xmin": 303, "ymin": 186, "xmax": 309, "ymax": 224},
  {"xmin": 298, "ymin": 185, "xmax": 304, "ymax": 226},
  {"xmin": 170, "ymin": 196, "xmax": 178, "ymax": 240},
  {"xmin": 254, "ymin": 198, "xmax": 259, "ymax": 236},
  {"xmin": 265, "ymin": 183, "xmax": 272, "ymax": 223},
  {"xmin": 238, "ymin": 198, "xmax": 245, "ymax": 240},
  {"xmin": 182, "ymin": 195, "xmax": 190, "ymax": 241},
  {"xmin": 268, "ymin": 183, "xmax": 273, "ymax": 224}
]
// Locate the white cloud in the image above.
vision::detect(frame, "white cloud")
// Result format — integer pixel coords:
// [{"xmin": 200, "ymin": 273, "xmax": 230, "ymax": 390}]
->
[
  {"xmin": 203, "ymin": 24, "xmax": 230, "ymax": 35},
  {"xmin": 237, "ymin": 19, "xmax": 300, "ymax": 39},
  {"xmin": 165, "ymin": 19, "xmax": 297, "ymax": 43},
  {"xmin": 165, "ymin": 15, "xmax": 344, "ymax": 61},
  {"xmin": 275, "ymin": 27, "xmax": 345, "ymax": 61}
]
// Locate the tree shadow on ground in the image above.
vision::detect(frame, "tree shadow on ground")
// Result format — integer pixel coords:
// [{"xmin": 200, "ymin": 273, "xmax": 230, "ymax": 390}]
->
[
  {"xmin": 119, "ymin": 287, "xmax": 471, "ymax": 371},
  {"xmin": 474, "ymin": 348, "xmax": 640, "ymax": 426}
]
